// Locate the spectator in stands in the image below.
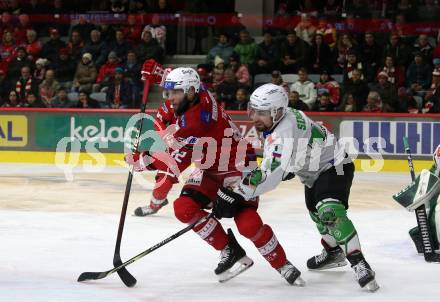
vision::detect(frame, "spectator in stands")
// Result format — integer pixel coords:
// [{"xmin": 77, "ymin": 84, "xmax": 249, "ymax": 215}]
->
[
  {"xmin": 271, "ymin": 70, "xmax": 283, "ymax": 85},
  {"xmin": 216, "ymin": 68, "xmax": 240, "ymax": 109},
  {"xmin": 231, "ymin": 88, "xmax": 249, "ymax": 111},
  {"xmin": 98, "ymin": 24, "xmax": 118, "ymax": 44},
  {"xmin": 22, "ymin": 91, "xmax": 43, "ymax": 108},
  {"xmin": 362, "ymin": 32, "xmax": 382, "ymax": 82},
  {"xmin": 143, "ymin": 13, "xmax": 167, "ymax": 50},
  {"xmin": 94, "ymin": 51, "xmax": 121, "ymax": 92},
  {"xmin": 0, "ymin": 70, "xmax": 8, "ymax": 99},
  {"xmin": 433, "ymin": 31, "xmax": 440, "ymax": 60},
  {"xmin": 254, "ymin": 31, "xmax": 279, "ymax": 74},
  {"xmin": 396, "ymin": 87, "xmax": 419, "ymax": 113},
  {"xmin": 363, "ymin": 91, "xmax": 383, "ymax": 112},
  {"xmin": 109, "ymin": 30, "xmax": 130, "ymax": 63},
  {"xmin": 383, "ymin": 33, "xmax": 412, "ymax": 67},
  {"xmin": 433, "ymin": 57, "xmax": 440, "ymax": 71},
  {"xmin": 335, "ymin": 33, "xmax": 357, "ymax": 72},
  {"xmin": 71, "ymin": 15, "xmax": 96, "ymax": 43},
  {"xmin": 322, "ymin": 0, "xmax": 342, "ymax": 20},
  {"xmin": 343, "ymin": 69, "xmax": 369, "ymax": 111},
  {"xmin": 41, "ymin": 29, "xmax": 66, "ymax": 62},
  {"xmin": 290, "ymin": 68, "xmax": 317, "ymax": 110},
  {"xmin": 2, "ymin": 90, "xmax": 19, "ymax": 107},
  {"xmin": 229, "ymin": 52, "xmax": 250, "ymax": 88},
  {"xmin": 310, "ymin": 34, "xmax": 332, "ymax": 73},
  {"xmin": 288, "ymin": 90, "xmax": 309, "ymax": 111},
  {"xmin": 212, "ymin": 68, "xmax": 224, "ymax": 92},
  {"xmin": 0, "ymin": 12, "xmax": 16, "ymax": 34},
  {"xmin": 6, "ymin": 47, "xmax": 32, "ymax": 88},
  {"xmin": 50, "ymin": 48, "xmax": 76, "ymax": 87},
  {"xmin": 106, "ymin": 67, "xmax": 131, "ymax": 109},
  {"xmin": 206, "ymin": 33, "xmax": 234, "ymax": 66},
  {"xmin": 15, "ymin": 66, "xmax": 38, "ymax": 104},
  {"xmin": 24, "ymin": 30, "xmax": 42, "ymax": 62},
  {"xmin": 122, "ymin": 14, "xmax": 143, "ymax": 45},
  {"xmin": 214, "ymin": 56, "xmax": 225, "ymax": 73},
  {"xmin": 67, "ymin": 30, "xmax": 85, "ymax": 61},
  {"xmin": 369, "ymin": 72, "xmax": 397, "ymax": 112},
  {"xmin": 33, "ymin": 58, "xmax": 48, "ymax": 84},
  {"xmin": 39, "ymin": 69, "xmax": 60, "ymax": 107},
  {"xmin": 422, "ymin": 69, "xmax": 440, "ymax": 113},
  {"xmin": 223, "ymin": 12, "xmax": 246, "ymax": 46},
  {"xmin": 234, "ymin": 30, "xmax": 258, "ymax": 67},
  {"xmin": 379, "ymin": 55, "xmax": 405, "ymax": 88},
  {"xmin": 315, "ymin": 70, "xmax": 340, "ymax": 106},
  {"xmin": 122, "ymin": 50, "xmax": 142, "ymax": 100},
  {"xmin": 406, "ymin": 52, "xmax": 432, "ymax": 95},
  {"xmin": 74, "ymin": 91, "xmax": 100, "ymax": 108},
  {"xmin": 295, "ymin": 13, "xmax": 316, "ymax": 45},
  {"xmin": 51, "ymin": 87, "xmax": 71, "ymax": 108},
  {"xmin": 413, "ymin": 34, "xmax": 434, "ymax": 65},
  {"xmin": 316, "ymin": 91, "xmax": 335, "ymax": 112},
  {"xmin": 0, "ymin": 31, "xmax": 16, "ymax": 64},
  {"xmin": 280, "ymin": 30, "xmax": 309, "ymax": 74},
  {"xmin": 1, "ymin": 90, "xmax": 21, "ymax": 107},
  {"xmin": 72, "ymin": 53, "xmax": 97, "ymax": 93},
  {"xmin": 338, "ymin": 93, "xmax": 357, "ymax": 112},
  {"xmin": 316, "ymin": 17, "xmax": 337, "ymax": 49},
  {"xmin": 344, "ymin": 50, "xmax": 364, "ymax": 82},
  {"xmin": 15, "ymin": 14, "xmax": 33, "ymax": 44},
  {"xmin": 83, "ymin": 30, "xmax": 107, "ymax": 68},
  {"xmin": 135, "ymin": 30, "xmax": 164, "ymax": 63},
  {"xmin": 298, "ymin": 0, "xmax": 319, "ymax": 17}
]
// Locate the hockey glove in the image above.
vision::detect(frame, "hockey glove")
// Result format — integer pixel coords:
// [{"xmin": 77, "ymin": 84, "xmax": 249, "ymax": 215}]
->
[
  {"xmin": 214, "ymin": 186, "xmax": 244, "ymax": 219},
  {"xmin": 141, "ymin": 59, "xmax": 171, "ymax": 86},
  {"xmin": 124, "ymin": 151, "xmax": 156, "ymax": 172}
]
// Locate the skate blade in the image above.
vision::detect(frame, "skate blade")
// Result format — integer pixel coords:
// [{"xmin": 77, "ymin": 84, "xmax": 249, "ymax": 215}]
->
[
  {"xmin": 292, "ymin": 276, "xmax": 306, "ymax": 287},
  {"xmin": 218, "ymin": 256, "xmax": 254, "ymax": 283},
  {"xmin": 365, "ymin": 279, "xmax": 380, "ymax": 292},
  {"xmin": 308, "ymin": 260, "xmax": 348, "ymax": 271}
]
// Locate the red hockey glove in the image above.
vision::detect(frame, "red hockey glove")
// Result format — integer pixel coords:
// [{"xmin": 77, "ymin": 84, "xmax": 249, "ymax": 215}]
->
[
  {"xmin": 124, "ymin": 151, "xmax": 156, "ymax": 172},
  {"xmin": 141, "ymin": 59, "xmax": 172, "ymax": 86}
]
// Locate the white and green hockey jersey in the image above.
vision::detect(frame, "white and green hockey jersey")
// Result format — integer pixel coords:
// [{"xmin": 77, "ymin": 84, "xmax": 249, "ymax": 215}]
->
[{"xmin": 236, "ymin": 109, "xmax": 347, "ymax": 200}]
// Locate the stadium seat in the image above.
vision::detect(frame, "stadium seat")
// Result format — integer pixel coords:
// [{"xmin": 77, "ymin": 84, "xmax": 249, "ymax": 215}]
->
[
  {"xmin": 332, "ymin": 74, "xmax": 343, "ymax": 83},
  {"xmin": 253, "ymin": 74, "xmax": 272, "ymax": 88},
  {"xmin": 282, "ymin": 74, "xmax": 299, "ymax": 85},
  {"xmin": 309, "ymin": 74, "xmax": 321, "ymax": 83},
  {"xmin": 67, "ymin": 92, "xmax": 79, "ymax": 102},
  {"xmin": 89, "ymin": 92, "xmax": 107, "ymax": 103}
]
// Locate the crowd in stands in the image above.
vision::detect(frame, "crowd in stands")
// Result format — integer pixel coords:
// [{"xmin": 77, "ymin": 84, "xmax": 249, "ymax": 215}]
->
[{"xmin": 0, "ymin": 0, "xmax": 439, "ymax": 113}]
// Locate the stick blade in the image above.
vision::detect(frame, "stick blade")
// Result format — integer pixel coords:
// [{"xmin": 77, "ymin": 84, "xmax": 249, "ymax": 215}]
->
[
  {"xmin": 114, "ymin": 259, "xmax": 137, "ymax": 287},
  {"xmin": 77, "ymin": 271, "xmax": 107, "ymax": 282}
]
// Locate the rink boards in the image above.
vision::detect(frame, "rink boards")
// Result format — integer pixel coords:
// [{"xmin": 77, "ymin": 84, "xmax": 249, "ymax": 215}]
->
[{"xmin": 0, "ymin": 108, "xmax": 438, "ymax": 172}]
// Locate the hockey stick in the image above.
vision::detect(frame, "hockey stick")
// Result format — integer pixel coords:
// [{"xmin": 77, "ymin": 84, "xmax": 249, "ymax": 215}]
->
[
  {"xmin": 112, "ymin": 79, "xmax": 151, "ymax": 287},
  {"xmin": 403, "ymin": 137, "xmax": 440, "ymax": 263},
  {"xmin": 78, "ymin": 213, "xmax": 214, "ymax": 283}
]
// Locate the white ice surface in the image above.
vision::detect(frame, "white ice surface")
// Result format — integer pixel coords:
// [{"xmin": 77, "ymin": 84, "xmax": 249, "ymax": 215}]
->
[{"xmin": 1, "ymin": 165, "xmax": 439, "ymax": 301}]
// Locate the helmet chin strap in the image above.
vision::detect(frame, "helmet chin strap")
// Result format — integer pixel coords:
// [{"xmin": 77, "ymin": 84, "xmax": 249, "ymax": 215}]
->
[{"xmin": 268, "ymin": 108, "xmax": 286, "ymax": 131}]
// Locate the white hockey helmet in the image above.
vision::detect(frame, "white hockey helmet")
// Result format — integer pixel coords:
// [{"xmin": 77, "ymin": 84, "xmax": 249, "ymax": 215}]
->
[
  {"xmin": 163, "ymin": 67, "xmax": 201, "ymax": 94},
  {"xmin": 249, "ymin": 83, "xmax": 289, "ymax": 125}
]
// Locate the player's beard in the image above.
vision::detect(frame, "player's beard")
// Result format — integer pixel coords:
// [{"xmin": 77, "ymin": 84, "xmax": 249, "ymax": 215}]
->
[{"xmin": 174, "ymin": 94, "xmax": 197, "ymax": 116}]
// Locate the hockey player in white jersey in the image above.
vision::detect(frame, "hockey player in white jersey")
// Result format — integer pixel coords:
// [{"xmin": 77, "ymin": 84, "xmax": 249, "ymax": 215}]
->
[
  {"xmin": 213, "ymin": 83, "xmax": 379, "ymax": 292},
  {"xmin": 393, "ymin": 145, "xmax": 440, "ymax": 254}
]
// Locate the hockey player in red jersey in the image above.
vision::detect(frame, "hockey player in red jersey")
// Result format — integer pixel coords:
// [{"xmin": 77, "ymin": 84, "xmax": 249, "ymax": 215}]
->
[
  {"xmin": 132, "ymin": 98, "xmax": 180, "ymax": 216},
  {"xmin": 125, "ymin": 60, "xmax": 305, "ymax": 285}
]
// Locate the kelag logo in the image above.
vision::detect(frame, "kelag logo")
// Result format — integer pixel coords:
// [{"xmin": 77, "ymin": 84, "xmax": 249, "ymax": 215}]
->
[
  {"xmin": 340, "ymin": 121, "xmax": 440, "ymax": 156},
  {"xmin": 0, "ymin": 115, "xmax": 28, "ymax": 147}
]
